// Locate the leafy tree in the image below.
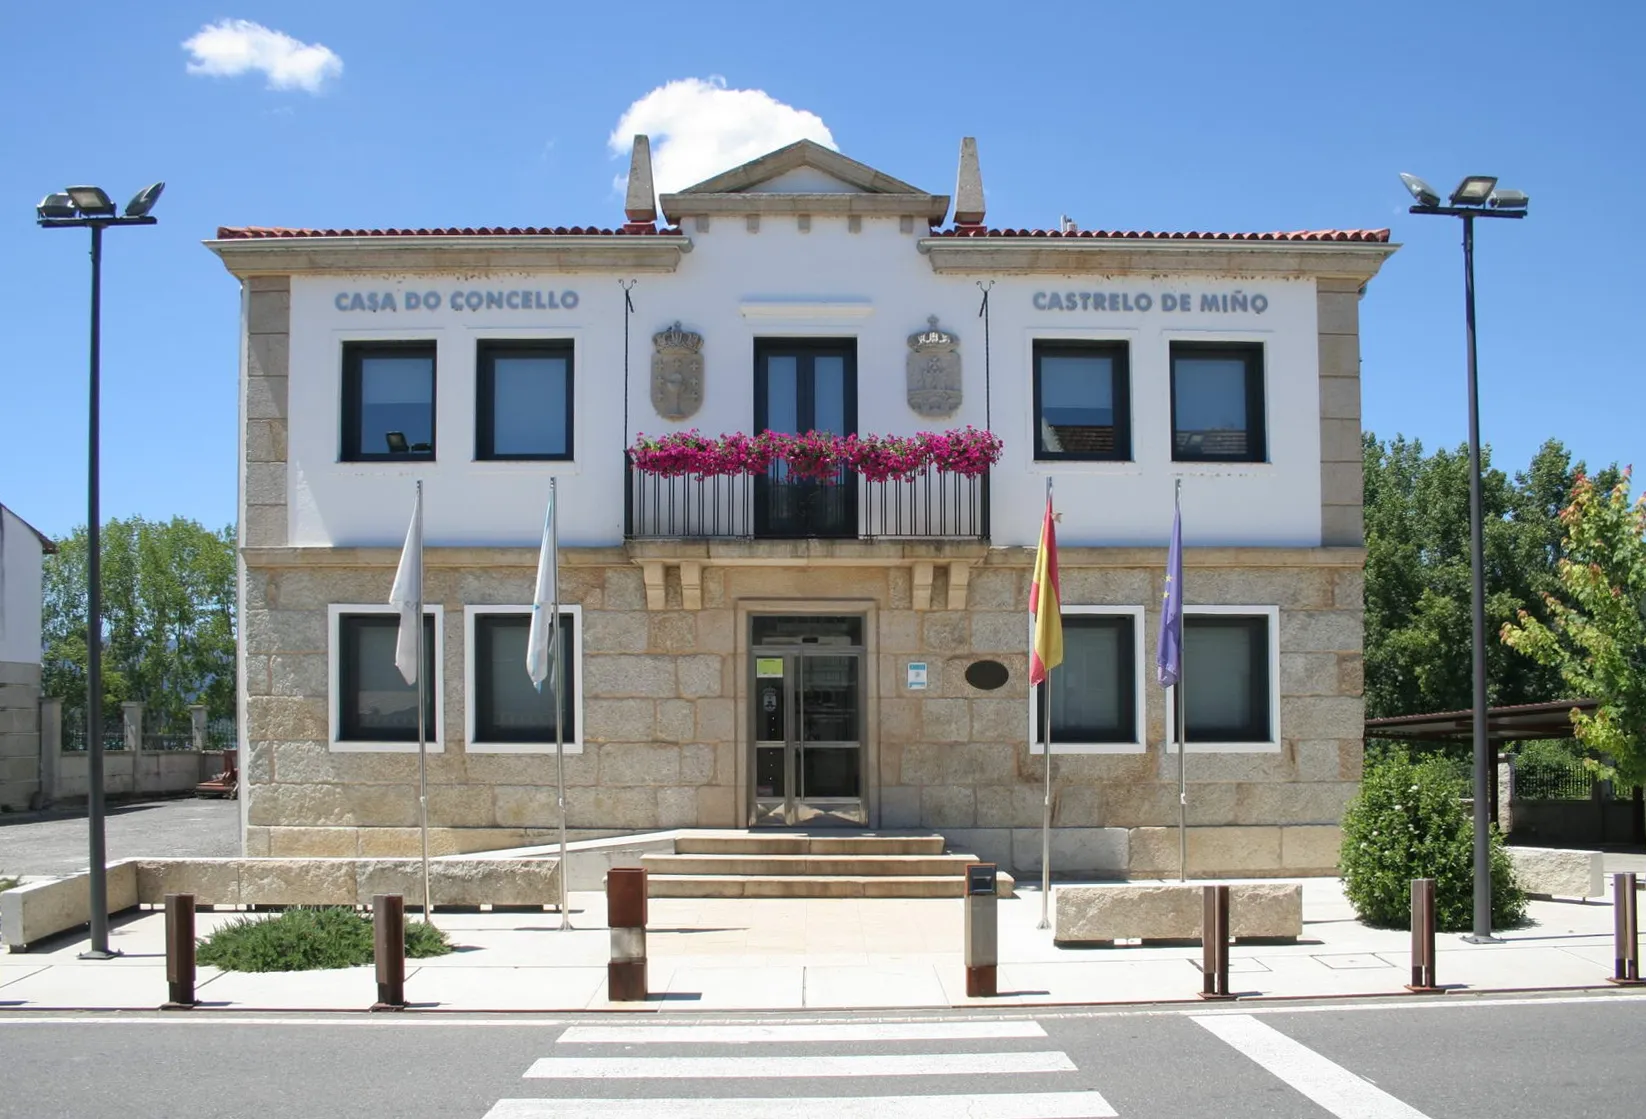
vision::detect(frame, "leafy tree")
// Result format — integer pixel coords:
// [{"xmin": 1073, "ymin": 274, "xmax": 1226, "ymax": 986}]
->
[
  {"xmin": 42, "ymin": 517, "xmax": 236, "ymax": 726},
  {"xmin": 1362, "ymin": 433, "xmax": 1612, "ymax": 723},
  {"xmin": 1502, "ymin": 470, "xmax": 1646, "ymax": 787}
]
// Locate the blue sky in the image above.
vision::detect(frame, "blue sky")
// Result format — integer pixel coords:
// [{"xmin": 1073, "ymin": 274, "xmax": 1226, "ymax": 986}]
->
[{"xmin": 3, "ymin": 1, "xmax": 1640, "ymax": 539}]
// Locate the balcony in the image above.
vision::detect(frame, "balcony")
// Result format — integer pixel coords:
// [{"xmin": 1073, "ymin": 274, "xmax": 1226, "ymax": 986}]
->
[{"xmin": 624, "ymin": 457, "xmax": 990, "ymax": 541}]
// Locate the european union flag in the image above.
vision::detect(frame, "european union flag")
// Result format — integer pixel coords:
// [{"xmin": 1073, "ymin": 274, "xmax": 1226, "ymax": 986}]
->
[{"xmin": 1156, "ymin": 488, "xmax": 1183, "ymax": 688}]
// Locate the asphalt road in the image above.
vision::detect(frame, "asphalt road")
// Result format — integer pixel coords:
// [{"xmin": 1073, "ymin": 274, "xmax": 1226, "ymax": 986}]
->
[
  {"xmin": 0, "ymin": 797, "xmax": 238, "ymax": 876},
  {"xmin": 0, "ymin": 991, "xmax": 1639, "ymax": 1118}
]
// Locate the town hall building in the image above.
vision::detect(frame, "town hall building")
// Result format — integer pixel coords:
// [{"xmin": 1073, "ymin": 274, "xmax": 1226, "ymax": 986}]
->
[{"xmin": 207, "ymin": 136, "xmax": 1394, "ymax": 877}]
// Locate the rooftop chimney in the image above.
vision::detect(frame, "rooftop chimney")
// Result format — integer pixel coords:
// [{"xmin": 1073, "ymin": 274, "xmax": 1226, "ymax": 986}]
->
[
  {"xmin": 624, "ymin": 135, "xmax": 658, "ymax": 228},
  {"xmin": 954, "ymin": 137, "xmax": 985, "ymax": 227}
]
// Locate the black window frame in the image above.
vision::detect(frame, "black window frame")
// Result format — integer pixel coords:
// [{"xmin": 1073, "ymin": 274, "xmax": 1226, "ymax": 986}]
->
[
  {"xmin": 472, "ymin": 611, "xmax": 577, "ymax": 743},
  {"xmin": 475, "ymin": 340, "xmax": 575, "ymax": 462},
  {"xmin": 1183, "ymin": 614, "xmax": 1271, "ymax": 743},
  {"xmin": 1032, "ymin": 340, "xmax": 1133, "ymax": 462},
  {"xmin": 1035, "ymin": 612, "xmax": 1138, "ymax": 745},
  {"xmin": 1169, "ymin": 342, "xmax": 1266, "ymax": 463},
  {"xmin": 337, "ymin": 612, "xmax": 437, "ymax": 743},
  {"xmin": 341, "ymin": 340, "xmax": 438, "ymax": 462}
]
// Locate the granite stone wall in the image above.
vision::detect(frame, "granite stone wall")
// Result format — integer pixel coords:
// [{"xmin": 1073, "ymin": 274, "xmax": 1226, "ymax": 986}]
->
[{"xmin": 241, "ymin": 546, "xmax": 1361, "ymax": 874}]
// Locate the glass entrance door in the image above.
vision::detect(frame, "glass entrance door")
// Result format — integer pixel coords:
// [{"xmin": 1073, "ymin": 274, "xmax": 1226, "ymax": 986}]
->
[{"xmin": 750, "ymin": 646, "xmax": 865, "ymax": 826}]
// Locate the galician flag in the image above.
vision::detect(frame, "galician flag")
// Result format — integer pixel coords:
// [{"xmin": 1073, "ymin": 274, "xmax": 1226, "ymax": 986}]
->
[
  {"xmin": 1156, "ymin": 488, "xmax": 1184, "ymax": 688},
  {"xmin": 1029, "ymin": 491, "xmax": 1063, "ymax": 686},
  {"xmin": 526, "ymin": 486, "xmax": 558, "ymax": 692},
  {"xmin": 388, "ymin": 485, "xmax": 424, "ymax": 686}
]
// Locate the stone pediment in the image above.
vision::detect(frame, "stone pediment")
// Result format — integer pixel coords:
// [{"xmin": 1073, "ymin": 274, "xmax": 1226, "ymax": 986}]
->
[{"xmin": 660, "ymin": 139, "xmax": 950, "ymax": 225}]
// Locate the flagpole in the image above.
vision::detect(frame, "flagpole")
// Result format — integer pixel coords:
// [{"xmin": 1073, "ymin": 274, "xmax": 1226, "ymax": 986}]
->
[
  {"xmin": 1038, "ymin": 476, "xmax": 1054, "ymax": 930},
  {"xmin": 551, "ymin": 477, "xmax": 570, "ymax": 930},
  {"xmin": 1173, "ymin": 479, "xmax": 1186, "ymax": 883},
  {"xmin": 414, "ymin": 480, "xmax": 432, "ymax": 923}
]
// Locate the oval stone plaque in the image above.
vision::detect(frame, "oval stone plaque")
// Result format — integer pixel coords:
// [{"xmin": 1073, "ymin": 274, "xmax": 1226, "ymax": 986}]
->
[{"xmin": 965, "ymin": 659, "xmax": 1009, "ymax": 691}]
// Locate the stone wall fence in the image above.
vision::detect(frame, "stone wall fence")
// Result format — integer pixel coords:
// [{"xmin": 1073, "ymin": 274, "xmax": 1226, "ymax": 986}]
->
[{"xmin": 32, "ymin": 699, "xmax": 223, "ymax": 805}]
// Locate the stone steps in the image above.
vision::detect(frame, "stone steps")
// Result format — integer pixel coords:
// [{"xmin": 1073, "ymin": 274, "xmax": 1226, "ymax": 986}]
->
[
  {"xmin": 647, "ymin": 872, "xmax": 1013, "ymax": 899},
  {"xmin": 640, "ymin": 831, "xmax": 1014, "ymax": 899},
  {"xmin": 642, "ymin": 853, "xmax": 985, "ymax": 877},
  {"xmin": 672, "ymin": 834, "xmax": 947, "ymax": 856}
]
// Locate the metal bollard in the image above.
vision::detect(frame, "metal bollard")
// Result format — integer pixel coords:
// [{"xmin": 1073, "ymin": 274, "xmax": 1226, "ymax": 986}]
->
[
  {"xmin": 162, "ymin": 893, "xmax": 197, "ymax": 1009},
  {"xmin": 372, "ymin": 894, "xmax": 406, "ymax": 1010},
  {"xmin": 1406, "ymin": 878, "xmax": 1440, "ymax": 992},
  {"xmin": 1199, "ymin": 884, "xmax": 1233, "ymax": 1000},
  {"xmin": 963, "ymin": 863, "xmax": 998, "ymax": 997},
  {"xmin": 607, "ymin": 868, "xmax": 648, "ymax": 1001},
  {"xmin": 1611, "ymin": 872, "xmax": 1643, "ymax": 986}
]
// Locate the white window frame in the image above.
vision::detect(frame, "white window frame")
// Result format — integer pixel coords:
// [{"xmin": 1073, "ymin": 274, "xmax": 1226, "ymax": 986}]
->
[
  {"xmin": 1164, "ymin": 604, "xmax": 1281, "ymax": 753},
  {"xmin": 328, "ymin": 603, "xmax": 446, "ymax": 753},
  {"xmin": 1029, "ymin": 605, "xmax": 1146, "ymax": 755},
  {"xmin": 464, "ymin": 604, "xmax": 584, "ymax": 754}
]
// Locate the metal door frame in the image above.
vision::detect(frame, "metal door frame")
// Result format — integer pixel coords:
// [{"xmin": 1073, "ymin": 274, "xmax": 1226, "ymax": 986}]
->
[{"xmin": 747, "ymin": 641, "xmax": 866, "ymax": 827}]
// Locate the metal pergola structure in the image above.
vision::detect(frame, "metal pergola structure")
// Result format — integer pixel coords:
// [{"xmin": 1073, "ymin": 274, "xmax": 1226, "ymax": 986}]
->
[
  {"xmin": 1364, "ymin": 699, "xmax": 1600, "ymax": 828},
  {"xmin": 1364, "ymin": 698, "xmax": 1599, "ymax": 746}
]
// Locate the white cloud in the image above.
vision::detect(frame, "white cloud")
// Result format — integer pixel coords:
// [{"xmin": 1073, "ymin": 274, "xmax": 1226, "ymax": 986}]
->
[
  {"xmin": 608, "ymin": 77, "xmax": 836, "ymax": 196},
  {"xmin": 183, "ymin": 19, "xmax": 342, "ymax": 94}
]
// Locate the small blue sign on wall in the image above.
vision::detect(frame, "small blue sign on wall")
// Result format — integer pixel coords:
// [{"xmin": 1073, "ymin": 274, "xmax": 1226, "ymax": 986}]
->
[{"xmin": 907, "ymin": 662, "xmax": 928, "ymax": 690}]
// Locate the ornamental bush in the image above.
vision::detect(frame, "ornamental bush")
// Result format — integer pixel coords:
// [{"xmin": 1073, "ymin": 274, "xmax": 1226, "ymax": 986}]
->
[
  {"xmin": 196, "ymin": 906, "xmax": 452, "ymax": 973},
  {"xmin": 1340, "ymin": 751, "xmax": 1525, "ymax": 930}
]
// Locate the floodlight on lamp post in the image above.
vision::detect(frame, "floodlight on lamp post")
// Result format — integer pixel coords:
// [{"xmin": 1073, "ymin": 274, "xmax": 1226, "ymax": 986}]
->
[
  {"xmin": 1399, "ymin": 170, "xmax": 1528, "ymax": 944},
  {"xmin": 36, "ymin": 180, "xmax": 163, "ymax": 960}
]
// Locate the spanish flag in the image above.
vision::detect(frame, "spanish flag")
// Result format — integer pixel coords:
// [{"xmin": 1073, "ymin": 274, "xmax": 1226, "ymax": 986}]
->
[{"xmin": 1029, "ymin": 491, "xmax": 1063, "ymax": 686}]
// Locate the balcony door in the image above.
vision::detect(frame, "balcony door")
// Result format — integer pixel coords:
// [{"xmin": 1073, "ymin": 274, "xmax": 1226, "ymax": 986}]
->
[{"xmin": 754, "ymin": 340, "xmax": 857, "ymax": 538}]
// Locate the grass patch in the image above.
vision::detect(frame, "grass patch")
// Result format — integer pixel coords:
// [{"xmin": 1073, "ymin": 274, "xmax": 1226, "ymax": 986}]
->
[
  {"xmin": 0, "ymin": 875, "xmax": 17, "ymax": 893},
  {"xmin": 196, "ymin": 906, "xmax": 452, "ymax": 973}
]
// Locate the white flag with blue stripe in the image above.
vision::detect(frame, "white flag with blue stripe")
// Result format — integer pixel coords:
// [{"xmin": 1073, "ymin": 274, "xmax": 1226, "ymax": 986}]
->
[{"xmin": 526, "ymin": 489, "xmax": 557, "ymax": 692}]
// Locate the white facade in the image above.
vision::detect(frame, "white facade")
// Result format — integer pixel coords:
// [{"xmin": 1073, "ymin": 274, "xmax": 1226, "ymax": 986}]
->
[
  {"xmin": 0, "ymin": 504, "xmax": 49, "ymax": 667},
  {"xmin": 284, "ymin": 234, "xmax": 1324, "ymax": 550}
]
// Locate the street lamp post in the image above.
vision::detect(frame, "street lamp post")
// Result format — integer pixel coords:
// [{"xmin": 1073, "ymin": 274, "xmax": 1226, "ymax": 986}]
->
[
  {"xmin": 37, "ymin": 182, "xmax": 163, "ymax": 959},
  {"xmin": 1400, "ymin": 172, "xmax": 1527, "ymax": 943}
]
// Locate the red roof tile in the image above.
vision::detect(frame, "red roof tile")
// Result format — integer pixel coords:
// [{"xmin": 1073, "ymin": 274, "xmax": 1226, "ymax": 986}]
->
[
  {"xmin": 214, "ymin": 225, "xmax": 684, "ymax": 239},
  {"xmin": 933, "ymin": 227, "xmax": 1390, "ymax": 242}
]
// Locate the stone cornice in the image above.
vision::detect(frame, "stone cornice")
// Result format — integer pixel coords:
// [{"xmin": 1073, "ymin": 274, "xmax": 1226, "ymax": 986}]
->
[
  {"xmin": 205, "ymin": 235, "xmax": 691, "ymax": 278},
  {"xmin": 660, "ymin": 192, "xmax": 951, "ymax": 224},
  {"xmin": 243, "ymin": 543, "xmax": 1364, "ymax": 569},
  {"xmin": 917, "ymin": 238, "xmax": 1397, "ymax": 283}
]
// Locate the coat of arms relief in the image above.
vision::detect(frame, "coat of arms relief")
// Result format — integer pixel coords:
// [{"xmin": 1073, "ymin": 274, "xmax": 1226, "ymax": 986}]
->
[
  {"xmin": 651, "ymin": 321, "xmax": 704, "ymax": 421},
  {"xmin": 906, "ymin": 315, "xmax": 962, "ymax": 418}
]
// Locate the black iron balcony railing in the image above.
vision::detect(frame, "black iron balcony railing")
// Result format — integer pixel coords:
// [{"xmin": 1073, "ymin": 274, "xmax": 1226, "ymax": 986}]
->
[{"xmin": 624, "ymin": 456, "xmax": 990, "ymax": 541}]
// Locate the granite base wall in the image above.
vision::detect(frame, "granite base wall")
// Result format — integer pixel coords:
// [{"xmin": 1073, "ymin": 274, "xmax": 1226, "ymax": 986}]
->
[
  {"xmin": 0, "ymin": 660, "xmax": 42, "ymax": 812},
  {"xmin": 240, "ymin": 549, "xmax": 1362, "ymax": 873}
]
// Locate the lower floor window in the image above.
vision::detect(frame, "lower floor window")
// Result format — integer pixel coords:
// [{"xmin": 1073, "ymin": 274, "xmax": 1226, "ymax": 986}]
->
[
  {"xmin": 1184, "ymin": 614, "xmax": 1271, "ymax": 743},
  {"xmin": 473, "ymin": 612, "xmax": 576, "ymax": 742},
  {"xmin": 337, "ymin": 613, "xmax": 437, "ymax": 743},
  {"xmin": 1033, "ymin": 609, "xmax": 1141, "ymax": 750}
]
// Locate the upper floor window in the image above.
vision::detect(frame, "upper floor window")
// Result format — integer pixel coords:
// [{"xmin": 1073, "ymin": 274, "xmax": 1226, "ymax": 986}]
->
[
  {"xmin": 342, "ymin": 341, "xmax": 436, "ymax": 462},
  {"xmin": 1033, "ymin": 341, "xmax": 1132, "ymax": 461},
  {"xmin": 477, "ymin": 341, "xmax": 574, "ymax": 460},
  {"xmin": 1171, "ymin": 343, "xmax": 1265, "ymax": 463}
]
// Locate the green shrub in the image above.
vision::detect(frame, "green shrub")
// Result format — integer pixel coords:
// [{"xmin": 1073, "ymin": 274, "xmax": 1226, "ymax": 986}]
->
[
  {"xmin": 0, "ymin": 875, "xmax": 17, "ymax": 893},
  {"xmin": 1340, "ymin": 752, "xmax": 1526, "ymax": 930},
  {"xmin": 197, "ymin": 907, "xmax": 452, "ymax": 973}
]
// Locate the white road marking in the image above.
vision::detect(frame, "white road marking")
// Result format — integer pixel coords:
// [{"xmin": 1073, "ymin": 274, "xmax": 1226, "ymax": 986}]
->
[
  {"xmin": 524, "ymin": 1051, "xmax": 1077, "ymax": 1079},
  {"xmin": 483, "ymin": 1092, "xmax": 1116, "ymax": 1118},
  {"xmin": 1193, "ymin": 1013, "xmax": 1431, "ymax": 1119},
  {"xmin": 557, "ymin": 1020, "xmax": 1048, "ymax": 1043}
]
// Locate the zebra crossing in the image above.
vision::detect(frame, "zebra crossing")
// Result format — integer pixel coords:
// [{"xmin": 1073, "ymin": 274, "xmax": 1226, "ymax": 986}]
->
[{"xmin": 481, "ymin": 1018, "xmax": 1118, "ymax": 1118}]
